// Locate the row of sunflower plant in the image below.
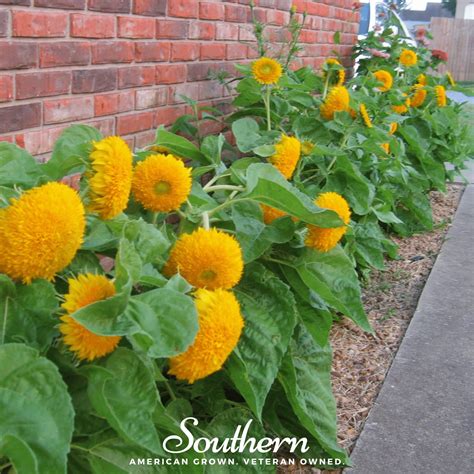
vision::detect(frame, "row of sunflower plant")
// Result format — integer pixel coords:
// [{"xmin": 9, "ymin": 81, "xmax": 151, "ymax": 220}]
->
[{"xmin": 0, "ymin": 8, "xmax": 472, "ymax": 474}]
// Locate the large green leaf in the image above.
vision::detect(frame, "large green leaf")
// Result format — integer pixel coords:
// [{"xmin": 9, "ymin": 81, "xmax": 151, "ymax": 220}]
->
[
  {"xmin": 244, "ymin": 164, "xmax": 343, "ymax": 227},
  {"xmin": 278, "ymin": 325, "xmax": 349, "ymax": 465},
  {"xmin": 232, "ymin": 201, "xmax": 295, "ymax": 263},
  {"xmin": 0, "ymin": 143, "xmax": 47, "ymax": 188},
  {"xmin": 42, "ymin": 125, "xmax": 102, "ymax": 180},
  {"xmin": 84, "ymin": 348, "xmax": 163, "ymax": 455},
  {"xmin": 0, "ymin": 343, "xmax": 74, "ymax": 474},
  {"xmin": 231, "ymin": 118, "xmax": 262, "ymax": 153},
  {"xmin": 227, "ymin": 263, "xmax": 297, "ymax": 419},
  {"xmin": 155, "ymin": 128, "xmax": 207, "ymax": 164}
]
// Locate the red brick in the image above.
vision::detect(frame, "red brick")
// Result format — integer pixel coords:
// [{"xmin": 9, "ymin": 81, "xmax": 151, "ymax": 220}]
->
[
  {"xmin": 15, "ymin": 125, "xmax": 65, "ymax": 155},
  {"xmin": 133, "ymin": 0, "xmax": 166, "ymax": 16},
  {"xmin": 34, "ymin": 0, "xmax": 85, "ymax": 8},
  {"xmin": 13, "ymin": 11, "xmax": 68, "ymax": 37},
  {"xmin": 135, "ymin": 42, "xmax": 170, "ymax": 62},
  {"xmin": 0, "ymin": 43, "xmax": 37, "ymax": 70},
  {"xmin": 44, "ymin": 97, "xmax": 94, "ymax": 124},
  {"xmin": 88, "ymin": 117, "xmax": 115, "ymax": 136},
  {"xmin": 168, "ymin": 0, "xmax": 198, "ymax": 18},
  {"xmin": 40, "ymin": 42, "xmax": 90, "ymax": 68},
  {"xmin": 156, "ymin": 64, "xmax": 186, "ymax": 84},
  {"xmin": 71, "ymin": 13, "xmax": 115, "ymax": 38},
  {"xmin": 0, "ymin": 10, "xmax": 8, "ymax": 37},
  {"xmin": 199, "ymin": 81, "xmax": 223, "ymax": 100},
  {"xmin": 306, "ymin": 3, "xmax": 330, "ymax": 16},
  {"xmin": 118, "ymin": 66, "xmax": 155, "ymax": 89},
  {"xmin": 0, "ymin": 103, "xmax": 41, "ymax": 134},
  {"xmin": 266, "ymin": 10, "xmax": 289, "ymax": 26},
  {"xmin": 135, "ymin": 129, "xmax": 156, "ymax": 148},
  {"xmin": 92, "ymin": 41, "xmax": 134, "ymax": 64},
  {"xmin": 200, "ymin": 43, "xmax": 225, "ymax": 61},
  {"xmin": 199, "ymin": 2, "xmax": 224, "ymax": 20},
  {"xmin": 72, "ymin": 69, "xmax": 117, "ymax": 93},
  {"xmin": 156, "ymin": 20, "xmax": 188, "ymax": 39},
  {"xmin": 0, "ymin": 75, "xmax": 13, "ymax": 102},
  {"xmin": 169, "ymin": 82, "xmax": 199, "ymax": 104},
  {"xmin": 118, "ymin": 16, "xmax": 155, "ymax": 39},
  {"xmin": 94, "ymin": 91, "xmax": 134, "ymax": 116},
  {"xmin": 135, "ymin": 87, "xmax": 167, "ymax": 109},
  {"xmin": 155, "ymin": 105, "xmax": 185, "ymax": 127},
  {"xmin": 171, "ymin": 43, "xmax": 199, "ymax": 62},
  {"xmin": 0, "ymin": 136, "xmax": 14, "ymax": 144},
  {"xmin": 216, "ymin": 23, "xmax": 239, "ymax": 41},
  {"xmin": 16, "ymin": 71, "xmax": 71, "ymax": 99},
  {"xmin": 117, "ymin": 111, "xmax": 154, "ymax": 135},
  {"xmin": 189, "ymin": 21, "xmax": 215, "ymax": 40},
  {"xmin": 88, "ymin": 0, "xmax": 130, "ymax": 12},
  {"xmin": 187, "ymin": 62, "xmax": 224, "ymax": 81},
  {"xmin": 226, "ymin": 43, "xmax": 247, "ymax": 60},
  {"xmin": 225, "ymin": 4, "xmax": 247, "ymax": 23},
  {"xmin": 0, "ymin": 0, "xmax": 30, "ymax": 5}
]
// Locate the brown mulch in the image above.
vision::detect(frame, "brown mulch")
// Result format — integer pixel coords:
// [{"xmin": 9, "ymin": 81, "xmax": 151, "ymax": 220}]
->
[{"xmin": 278, "ymin": 183, "xmax": 464, "ymax": 473}]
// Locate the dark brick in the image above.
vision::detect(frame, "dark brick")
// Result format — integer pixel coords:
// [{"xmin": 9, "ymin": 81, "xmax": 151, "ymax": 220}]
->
[
  {"xmin": 0, "ymin": 43, "xmax": 37, "ymax": 70},
  {"xmin": 0, "ymin": 0, "xmax": 31, "ymax": 5},
  {"xmin": 0, "ymin": 11, "xmax": 8, "ymax": 37},
  {"xmin": 133, "ymin": 0, "xmax": 166, "ymax": 16},
  {"xmin": 0, "ymin": 103, "xmax": 41, "ymax": 133},
  {"xmin": 34, "ymin": 0, "xmax": 85, "ymax": 8},
  {"xmin": 72, "ymin": 69, "xmax": 117, "ymax": 93},
  {"xmin": 92, "ymin": 41, "xmax": 135, "ymax": 64},
  {"xmin": 40, "ymin": 42, "xmax": 90, "ymax": 68},
  {"xmin": 88, "ymin": 0, "xmax": 130, "ymax": 13},
  {"xmin": 16, "ymin": 71, "xmax": 71, "ymax": 99}
]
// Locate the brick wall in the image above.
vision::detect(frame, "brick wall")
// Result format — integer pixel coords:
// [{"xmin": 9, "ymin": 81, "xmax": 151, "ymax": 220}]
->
[{"xmin": 0, "ymin": 0, "xmax": 359, "ymax": 158}]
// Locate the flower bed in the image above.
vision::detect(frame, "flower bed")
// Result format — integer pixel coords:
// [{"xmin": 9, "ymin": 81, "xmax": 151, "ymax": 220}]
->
[{"xmin": 0, "ymin": 7, "xmax": 472, "ymax": 473}]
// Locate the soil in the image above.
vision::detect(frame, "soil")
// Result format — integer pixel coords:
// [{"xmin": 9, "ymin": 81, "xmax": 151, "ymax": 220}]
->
[{"xmin": 278, "ymin": 183, "xmax": 464, "ymax": 474}]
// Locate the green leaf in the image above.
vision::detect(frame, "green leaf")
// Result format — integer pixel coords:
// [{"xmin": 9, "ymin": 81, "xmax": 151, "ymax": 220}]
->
[
  {"xmin": 231, "ymin": 118, "xmax": 261, "ymax": 153},
  {"xmin": 42, "ymin": 125, "xmax": 102, "ymax": 180},
  {"xmin": 83, "ymin": 348, "xmax": 164, "ymax": 455},
  {"xmin": 227, "ymin": 263, "xmax": 297, "ymax": 419},
  {"xmin": 0, "ymin": 143, "xmax": 46, "ymax": 188},
  {"xmin": 333, "ymin": 31, "xmax": 341, "ymax": 44},
  {"xmin": 244, "ymin": 164, "xmax": 343, "ymax": 227},
  {"xmin": 0, "ymin": 343, "xmax": 74, "ymax": 474},
  {"xmin": 278, "ymin": 325, "xmax": 349, "ymax": 465},
  {"xmin": 296, "ymin": 299, "xmax": 333, "ymax": 348},
  {"xmin": 155, "ymin": 128, "xmax": 207, "ymax": 164},
  {"xmin": 201, "ymin": 134, "xmax": 225, "ymax": 165},
  {"xmin": 125, "ymin": 288, "xmax": 198, "ymax": 358},
  {"xmin": 232, "ymin": 201, "xmax": 294, "ymax": 263},
  {"xmin": 233, "ymin": 78, "xmax": 262, "ymax": 107}
]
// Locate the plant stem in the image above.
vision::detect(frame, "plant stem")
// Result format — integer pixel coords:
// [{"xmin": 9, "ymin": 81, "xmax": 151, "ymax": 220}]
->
[
  {"xmin": 202, "ymin": 211, "xmax": 210, "ymax": 230},
  {"xmin": 322, "ymin": 72, "xmax": 331, "ymax": 99},
  {"xmin": 204, "ymin": 185, "xmax": 245, "ymax": 193},
  {"xmin": 208, "ymin": 197, "xmax": 250, "ymax": 217},
  {"xmin": 264, "ymin": 86, "xmax": 272, "ymax": 131},
  {"xmin": 202, "ymin": 172, "xmax": 231, "ymax": 190},
  {"xmin": 151, "ymin": 212, "xmax": 158, "ymax": 225},
  {"xmin": 164, "ymin": 380, "xmax": 177, "ymax": 401}
]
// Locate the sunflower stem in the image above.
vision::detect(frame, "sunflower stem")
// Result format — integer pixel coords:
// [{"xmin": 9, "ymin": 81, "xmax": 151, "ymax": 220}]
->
[
  {"xmin": 322, "ymin": 72, "xmax": 331, "ymax": 99},
  {"xmin": 265, "ymin": 86, "xmax": 272, "ymax": 131},
  {"xmin": 151, "ymin": 212, "xmax": 158, "ymax": 225},
  {"xmin": 208, "ymin": 197, "xmax": 251, "ymax": 217},
  {"xmin": 202, "ymin": 211, "xmax": 210, "ymax": 230},
  {"xmin": 163, "ymin": 380, "xmax": 177, "ymax": 401},
  {"xmin": 204, "ymin": 185, "xmax": 245, "ymax": 193}
]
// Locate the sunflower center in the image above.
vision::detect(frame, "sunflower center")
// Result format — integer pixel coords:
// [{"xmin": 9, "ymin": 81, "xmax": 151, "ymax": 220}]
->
[
  {"xmin": 154, "ymin": 181, "xmax": 171, "ymax": 195},
  {"xmin": 261, "ymin": 65, "xmax": 273, "ymax": 75},
  {"xmin": 200, "ymin": 269, "xmax": 217, "ymax": 281}
]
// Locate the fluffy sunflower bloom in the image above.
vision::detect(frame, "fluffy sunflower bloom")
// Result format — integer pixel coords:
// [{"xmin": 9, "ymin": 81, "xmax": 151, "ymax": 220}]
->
[
  {"xmin": 323, "ymin": 58, "xmax": 345, "ymax": 86},
  {"xmin": 252, "ymin": 57, "xmax": 282, "ymax": 85},
  {"xmin": 59, "ymin": 274, "xmax": 121, "ymax": 362},
  {"xmin": 446, "ymin": 71, "xmax": 456, "ymax": 87},
  {"xmin": 164, "ymin": 227, "xmax": 243, "ymax": 290},
  {"xmin": 132, "ymin": 153, "xmax": 192, "ymax": 213},
  {"xmin": 399, "ymin": 49, "xmax": 417, "ymax": 67},
  {"xmin": 381, "ymin": 143, "xmax": 390, "ymax": 154},
  {"xmin": 392, "ymin": 94, "xmax": 410, "ymax": 114},
  {"xmin": 168, "ymin": 288, "xmax": 244, "ymax": 383},
  {"xmin": 261, "ymin": 205, "xmax": 287, "ymax": 224},
  {"xmin": 301, "ymin": 140, "xmax": 315, "ymax": 156},
  {"xmin": 88, "ymin": 136, "xmax": 133, "ymax": 220},
  {"xmin": 320, "ymin": 86, "xmax": 350, "ymax": 120},
  {"xmin": 305, "ymin": 192, "xmax": 351, "ymax": 252},
  {"xmin": 435, "ymin": 85, "xmax": 447, "ymax": 107},
  {"xmin": 0, "ymin": 182, "xmax": 85, "ymax": 284},
  {"xmin": 268, "ymin": 134, "xmax": 302, "ymax": 179},
  {"xmin": 389, "ymin": 123, "xmax": 398, "ymax": 135},
  {"xmin": 373, "ymin": 70, "xmax": 393, "ymax": 91},
  {"xmin": 410, "ymin": 85, "xmax": 427, "ymax": 108},
  {"xmin": 417, "ymin": 74, "xmax": 427, "ymax": 86},
  {"xmin": 359, "ymin": 104, "xmax": 373, "ymax": 128}
]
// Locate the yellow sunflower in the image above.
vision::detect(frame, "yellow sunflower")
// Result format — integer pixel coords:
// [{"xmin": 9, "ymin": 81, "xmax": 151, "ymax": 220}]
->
[
  {"xmin": 168, "ymin": 288, "xmax": 244, "ymax": 383},
  {"xmin": 323, "ymin": 58, "xmax": 345, "ymax": 86},
  {"xmin": 392, "ymin": 94, "xmax": 410, "ymax": 114},
  {"xmin": 132, "ymin": 153, "xmax": 192, "ymax": 213},
  {"xmin": 301, "ymin": 140, "xmax": 315, "ymax": 156},
  {"xmin": 389, "ymin": 123, "xmax": 398, "ymax": 135},
  {"xmin": 417, "ymin": 74, "xmax": 427, "ymax": 86},
  {"xmin": 399, "ymin": 49, "xmax": 417, "ymax": 67},
  {"xmin": 261, "ymin": 205, "xmax": 287, "ymax": 224},
  {"xmin": 305, "ymin": 192, "xmax": 351, "ymax": 252},
  {"xmin": 59, "ymin": 274, "xmax": 121, "ymax": 362},
  {"xmin": 320, "ymin": 86, "xmax": 350, "ymax": 120},
  {"xmin": 88, "ymin": 136, "xmax": 133, "ymax": 220},
  {"xmin": 0, "ymin": 182, "xmax": 85, "ymax": 284},
  {"xmin": 359, "ymin": 104, "xmax": 372, "ymax": 128},
  {"xmin": 381, "ymin": 143, "xmax": 390, "ymax": 154},
  {"xmin": 252, "ymin": 57, "xmax": 283, "ymax": 85},
  {"xmin": 410, "ymin": 85, "xmax": 427, "ymax": 108},
  {"xmin": 268, "ymin": 134, "xmax": 302, "ymax": 180},
  {"xmin": 446, "ymin": 71, "xmax": 456, "ymax": 87},
  {"xmin": 435, "ymin": 85, "xmax": 447, "ymax": 107},
  {"xmin": 164, "ymin": 227, "xmax": 243, "ymax": 290},
  {"xmin": 373, "ymin": 70, "xmax": 393, "ymax": 92}
]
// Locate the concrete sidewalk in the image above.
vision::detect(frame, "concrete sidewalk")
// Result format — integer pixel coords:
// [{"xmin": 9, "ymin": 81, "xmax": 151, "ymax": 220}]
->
[{"xmin": 346, "ymin": 181, "xmax": 474, "ymax": 473}]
